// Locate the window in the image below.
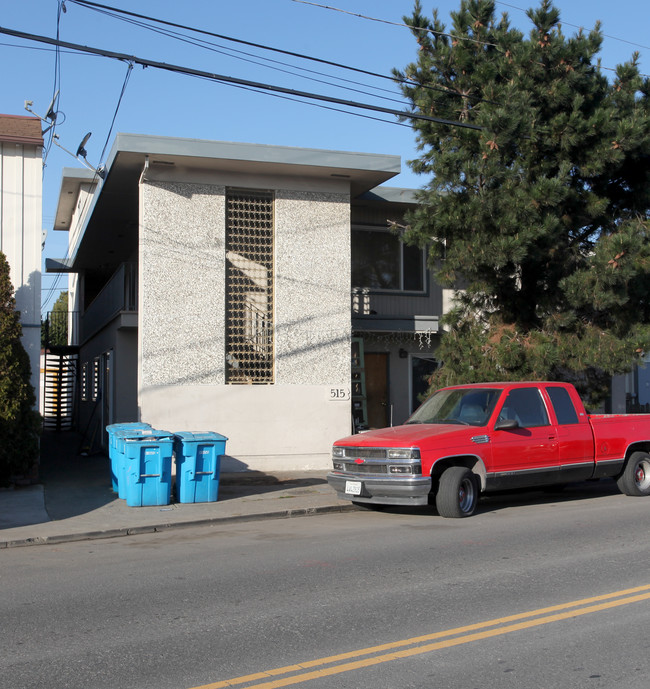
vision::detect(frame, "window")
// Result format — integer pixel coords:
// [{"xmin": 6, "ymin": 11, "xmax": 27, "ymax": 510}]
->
[
  {"xmin": 352, "ymin": 227, "xmax": 425, "ymax": 292},
  {"xmin": 410, "ymin": 355, "xmax": 438, "ymax": 414},
  {"xmin": 91, "ymin": 358, "xmax": 100, "ymax": 402},
  {"xmin": 225, "ymin": 189, "xmax": 274, "ymax": 384},
  {"xmin": 81, "ymin": 362, "xmax": 89, "ymax": 402},
  {"xmin": 409, "ymin": 388, "xmax": 501, "ymax": 426},
  {"xmin": 498, "ymin": 388, "xmax": 549, "ymax": 428},
  {"xmin": 546, "ymin": 386, "xmax": 579, "ymax": 425}
]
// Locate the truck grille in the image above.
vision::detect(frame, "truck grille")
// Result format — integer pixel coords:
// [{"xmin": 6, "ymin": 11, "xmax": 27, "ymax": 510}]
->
[
  {"xmin": 338, "ymin": 447, "xmax": 388, "ymax": 459},
  {"xmin": 341, "ymin": 463, "xmax": 388, "ymax": 474}
]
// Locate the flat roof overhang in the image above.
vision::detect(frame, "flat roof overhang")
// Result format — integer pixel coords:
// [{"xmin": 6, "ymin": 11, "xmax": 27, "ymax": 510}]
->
[
  {"xmin": 53, "ymin": 168, "xmax": 98, "ymax": 232},
  {"xmin": 108, "ymin": 133, "xmax": 401, "ymax": 196},
  {"xmin": 50, "ymin": 134, "xmax": 402, "ymax": 273}
]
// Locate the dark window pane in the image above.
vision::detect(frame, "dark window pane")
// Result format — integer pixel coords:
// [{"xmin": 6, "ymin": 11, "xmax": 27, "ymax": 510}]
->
[
  {"xmin": 411, "ymin": 356, "xmax": 438, "ymax": 412},
  {"xmin": 352, "ymin": 230, "xmax": 400, "ymax": 289},
  {"xmin": 403, "ymin": 243, "xmax": 424, "ymax": 291},
  {"xmin": 500, "ymin": 388, "xmax": 549, "ymax": 427},
  {"xmin": 546, "ymin": 387, "xmax": 579, "ymax": 425}
]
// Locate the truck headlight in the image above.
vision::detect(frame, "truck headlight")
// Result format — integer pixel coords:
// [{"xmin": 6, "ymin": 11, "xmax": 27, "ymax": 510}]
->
[
  {"xmin": 332, "ymin": 447, "xmax": 345, "ymax": 458},
  {"xmin": 387, "ymin": 448, "xmax": 421, "ymax": 460},
  {"xmin": 332, "ymin": 461, "xmax": 344, "ymax": 471}
]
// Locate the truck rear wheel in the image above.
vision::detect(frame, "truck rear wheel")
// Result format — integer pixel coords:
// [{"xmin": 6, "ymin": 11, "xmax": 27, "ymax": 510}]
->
[
  {"xmin": 617, "ymin": 451, "xmax": 650, "ymax": 496},
  {"xmin": 436, "ymin": 466, "xmax": 478, "ymax": 518}
]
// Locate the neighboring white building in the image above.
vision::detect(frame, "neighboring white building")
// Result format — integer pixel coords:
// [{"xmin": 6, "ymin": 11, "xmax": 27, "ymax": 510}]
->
[
  {"xmin": 0, "ymin": 114, "xmax": 43, "ymax": 408},
  {"xmin": 48, "ymin": 134, "xmax": 446, "ymax": 472}
]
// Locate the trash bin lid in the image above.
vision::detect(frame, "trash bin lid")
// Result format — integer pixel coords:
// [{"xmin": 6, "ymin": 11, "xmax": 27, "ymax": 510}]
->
[
  {"xmin": 173, "ymin": 431, "xmax": 228, "ymax": 443},
  {"xmin": 116, "ymin": 428, "xmax": 174, "ymax": 441},
  {"xmin": 106, "ymin": 422, "xmax": 151, "ymax": 434}
]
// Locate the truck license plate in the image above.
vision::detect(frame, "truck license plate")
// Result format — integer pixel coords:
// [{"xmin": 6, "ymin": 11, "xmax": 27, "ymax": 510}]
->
[{"xmin": 345, "ymin": 480, "xmax": 362, "ymax": 496}]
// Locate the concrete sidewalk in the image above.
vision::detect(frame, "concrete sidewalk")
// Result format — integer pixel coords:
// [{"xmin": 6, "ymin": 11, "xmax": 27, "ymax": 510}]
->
[{"xmin": 0, "ymin": 431, "xmax": 353, "ymax": 548}]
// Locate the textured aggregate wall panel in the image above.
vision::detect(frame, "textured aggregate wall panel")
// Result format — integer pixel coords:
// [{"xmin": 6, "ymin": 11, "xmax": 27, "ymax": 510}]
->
[
  {"xmin": 275, "ymin": 189, "xmax": 351, "ymax": 386},
  {"xmin": 139, "ymin": 181, "xmax": 226, "ymax": 387}
]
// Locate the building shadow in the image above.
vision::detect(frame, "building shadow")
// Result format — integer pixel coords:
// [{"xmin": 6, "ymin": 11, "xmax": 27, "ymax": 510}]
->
[
  {"xmin": 39, "ymin": 431, "xmax": 329, "ymax": 515},
  {"xmin": 39, "ymin": 430, "xmax": 117, "ymax": 520}
]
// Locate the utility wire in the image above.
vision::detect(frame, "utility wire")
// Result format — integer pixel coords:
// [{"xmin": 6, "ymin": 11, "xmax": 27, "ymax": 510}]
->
[
  {"xmin": 42, "ymin": 0, "xmax": 65, "ymax": 166},
  {"xmin": 69, "ymin": 2, "xmax": 408, "ymax": 105},
  {"xmin": 67, "ymin": 0, "xmax": 489, "ymax": 103},
  {"xmin": 78, "ymin": 6, "xmax": 408, "ymax": 106},
  {"xmin": 41, "ymin": 1, "xmax": 67, "ymax": 311},
  {"xmin": 296, "ymin": 0, "xmax": 649, "ymax": 78},
  {"xmin": 204, "ymin": 76, "xmax": 413, "ymax": 129},
  {"xmin": 292, "ymin": 0, "xmax": 501, "ymax": 48},
  {"xmin": 41, "ymin": 59, "xmax": 135, "ymax": 312},
  {"xmin": 496, "ymin": 1, "xmax": 650, "ymax": 52},
  {"xmin": 0, "ymin": 25, "xmax": 484, "ymax": 131}
]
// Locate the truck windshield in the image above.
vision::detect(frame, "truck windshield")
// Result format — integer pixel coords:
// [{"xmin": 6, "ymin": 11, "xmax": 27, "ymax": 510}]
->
[{"xmin": 407, "ymin": 388, "xmax": 502, "ymax": 426}]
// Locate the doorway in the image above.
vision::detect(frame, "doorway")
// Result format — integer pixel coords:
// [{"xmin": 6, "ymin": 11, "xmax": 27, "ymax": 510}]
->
[{"xmin": 365, "ymin": 352, "xmax": 389, "ymax": 429}]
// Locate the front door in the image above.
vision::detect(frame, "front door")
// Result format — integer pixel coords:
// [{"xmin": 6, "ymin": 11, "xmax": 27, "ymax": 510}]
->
[
  {"xmin": 490, "ymin": 386, "xmax": 560, "ymax": 488},
  {"xmin": 365, "ymin": 352, "xmax": 389, "ymax": 429}
]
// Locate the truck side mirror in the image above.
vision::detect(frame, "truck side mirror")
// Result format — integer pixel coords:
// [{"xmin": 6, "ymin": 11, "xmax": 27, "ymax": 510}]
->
[{"xmin": 494, "ymin": 418, "xmax": 519, "ymax": 431}]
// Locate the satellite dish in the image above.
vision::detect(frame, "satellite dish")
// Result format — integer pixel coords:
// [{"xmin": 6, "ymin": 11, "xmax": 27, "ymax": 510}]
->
[
  {"xmin": 45, "ymin": 90, "xmax": 59, "ymax": 122},
  {"xmin": 76, "ymin": 132, "xmax": 92, "ymax": 158}
]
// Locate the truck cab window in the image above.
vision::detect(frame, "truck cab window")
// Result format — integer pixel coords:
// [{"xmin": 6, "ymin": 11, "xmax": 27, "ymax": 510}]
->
[
  {"xmin": 546, "ymin": 386, "xmax": 579, "ymax": 424},
  {"xmin": 498, "ymin": 388, "xmax": 549, "ymax": 428}
]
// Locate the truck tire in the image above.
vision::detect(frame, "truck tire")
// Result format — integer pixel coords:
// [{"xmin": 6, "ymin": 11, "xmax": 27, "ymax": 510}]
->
[
  {"xmin": 617, "ymin": 451, "xmax": 650, "ymax": 497},
  {"xmin": 436, "ymin": 466, "xmax": 478, "ymax": 518}
]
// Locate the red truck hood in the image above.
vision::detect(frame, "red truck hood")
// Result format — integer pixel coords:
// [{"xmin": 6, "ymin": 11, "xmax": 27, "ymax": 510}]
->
[{"xmin": 334, "ymin": 424, "xmax": 480, "ymax": 449}]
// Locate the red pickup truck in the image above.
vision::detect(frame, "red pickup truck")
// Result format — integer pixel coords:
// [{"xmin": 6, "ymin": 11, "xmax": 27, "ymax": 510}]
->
[{"xmin": 327, "ymin": 382, "xmax": 650, "ymax": 518}]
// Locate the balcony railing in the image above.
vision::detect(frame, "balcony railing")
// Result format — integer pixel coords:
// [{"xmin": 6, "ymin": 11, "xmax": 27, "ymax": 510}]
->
[
  {"xmin": 82, "ymin": 262, "xmax": 137, "ymax": 340},
  {"xmin": 43, "ymin": 310, "xmax": 80, "ymax": 348}
]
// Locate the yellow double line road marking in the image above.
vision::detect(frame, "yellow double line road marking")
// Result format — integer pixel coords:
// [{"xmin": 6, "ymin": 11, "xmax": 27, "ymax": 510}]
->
[{"xmin": 192, "ymin": 584, "xmax": 650, "ymax": 689}]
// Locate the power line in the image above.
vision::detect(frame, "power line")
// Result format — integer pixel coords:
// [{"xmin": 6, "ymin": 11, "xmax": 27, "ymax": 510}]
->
[
  {"xmin": 41, "ymin": 51, "xmax": 136, "ymax": 312},
  {"xmin": 292, "ymin": 0, "xmax": 501, "ymax": 48},
  {"xmin": 68, "ymin": 2, "xmax": 407, "ymax": 105},
  {"xmin": 211, "ymin": 77, "xmax": 413, "ymax": 129},
  {"xmin": 495, "ymin": 1, "xmax": 650, "ymax": 52},
  {"xmin": 0, "ymin": 25, "xmax": 484, "ymax": 131},
  {"xmin": 67, "ymin": 0, "xmax": 488, "ymax": 104},
  {"xmin": 40, "ymin": 1, "xmax": 67, "ymax": 312},
  {"xmin": 296, "ymin": 0, "xmax": 648, "ymax": 78}
]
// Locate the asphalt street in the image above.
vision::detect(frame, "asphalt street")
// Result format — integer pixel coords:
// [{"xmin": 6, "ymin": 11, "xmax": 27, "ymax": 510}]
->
[{"xmin": 2, "ymin": 480, "xmax": 649, "ymax": 689}]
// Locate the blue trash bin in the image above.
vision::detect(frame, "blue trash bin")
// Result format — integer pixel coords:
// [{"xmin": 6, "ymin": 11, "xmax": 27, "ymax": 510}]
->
[
  {"xmin": 106, "ymin": 423, "xmax": 151, "ymax": 493},
  {"xmin": 113, "ymin": 427, "xmax": 161, "ymax": 499},
  {"xmin": 123, "ymin": 431, "xmax": 174, "ymax": 507},
  {"xmin": 173, "ymin": 432, "xmax": 227, "ymax": 504}
]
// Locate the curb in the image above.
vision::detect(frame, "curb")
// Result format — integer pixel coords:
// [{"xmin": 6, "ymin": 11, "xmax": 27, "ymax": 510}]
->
[{"xmin": 0, "ymin": 502, "xmax": 357, "ymax": 549}]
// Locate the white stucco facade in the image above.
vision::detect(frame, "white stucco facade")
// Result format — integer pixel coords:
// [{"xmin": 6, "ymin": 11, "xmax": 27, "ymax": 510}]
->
[
  {"xmin": 0, "ymin": 115, "xmax": 43, "ymax": 407},
  {"xmin": 50, "ymin": 134, "xmax": 403, "ymax": 470},
  {"xmin": 137, "ymin": 171, "xmax": 352, "ymax": 470}
]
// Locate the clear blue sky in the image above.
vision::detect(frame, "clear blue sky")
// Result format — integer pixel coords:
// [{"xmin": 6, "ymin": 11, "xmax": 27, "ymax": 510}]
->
[{"xmin": 1, "ymin": 0, "xmax": 647, "ymax": 313}]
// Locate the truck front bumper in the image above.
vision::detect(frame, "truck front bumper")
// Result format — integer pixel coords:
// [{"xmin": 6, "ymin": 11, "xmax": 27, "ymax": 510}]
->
[{"xmin": 327, "ymin": 472, "xmax": 432, "ymax": 506}]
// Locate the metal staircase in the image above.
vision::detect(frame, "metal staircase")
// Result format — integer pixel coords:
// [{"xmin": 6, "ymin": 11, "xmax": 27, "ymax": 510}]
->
[
  {"xmin": 41, "ymin": 310, "xmax": 79, "ymax": 432},
  {"xmin": 42, "ymin": 346, "xmax": 78, "ymax": 431}
]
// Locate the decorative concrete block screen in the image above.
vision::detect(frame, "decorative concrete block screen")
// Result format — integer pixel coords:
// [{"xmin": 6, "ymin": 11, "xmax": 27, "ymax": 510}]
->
[{"xmin": 225, "ymin": 188, "xmax": 274, "ymax": 384}]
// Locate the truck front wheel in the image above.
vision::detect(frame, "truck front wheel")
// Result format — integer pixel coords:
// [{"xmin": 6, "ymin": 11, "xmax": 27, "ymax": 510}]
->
[
  {"xmin": 617, "ymin": 451, "xmax": 650, "ymax": 497},
  {"xmin": 436, "ymin": 466, "xmax": 478, "ymax": 518}
]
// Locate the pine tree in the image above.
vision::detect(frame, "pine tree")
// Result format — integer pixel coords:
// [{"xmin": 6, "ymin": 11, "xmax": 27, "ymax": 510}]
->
[
  {"xmin": 395, "ymin": 0, "xmax": 650, "ymax": 404},
  {"xmin": 48, "ymin": 291, "xmax": 69, "ymax": 347},
  {"xmin": 0, "ymin": 252, "xmax": 41, "ymax": 483}
]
